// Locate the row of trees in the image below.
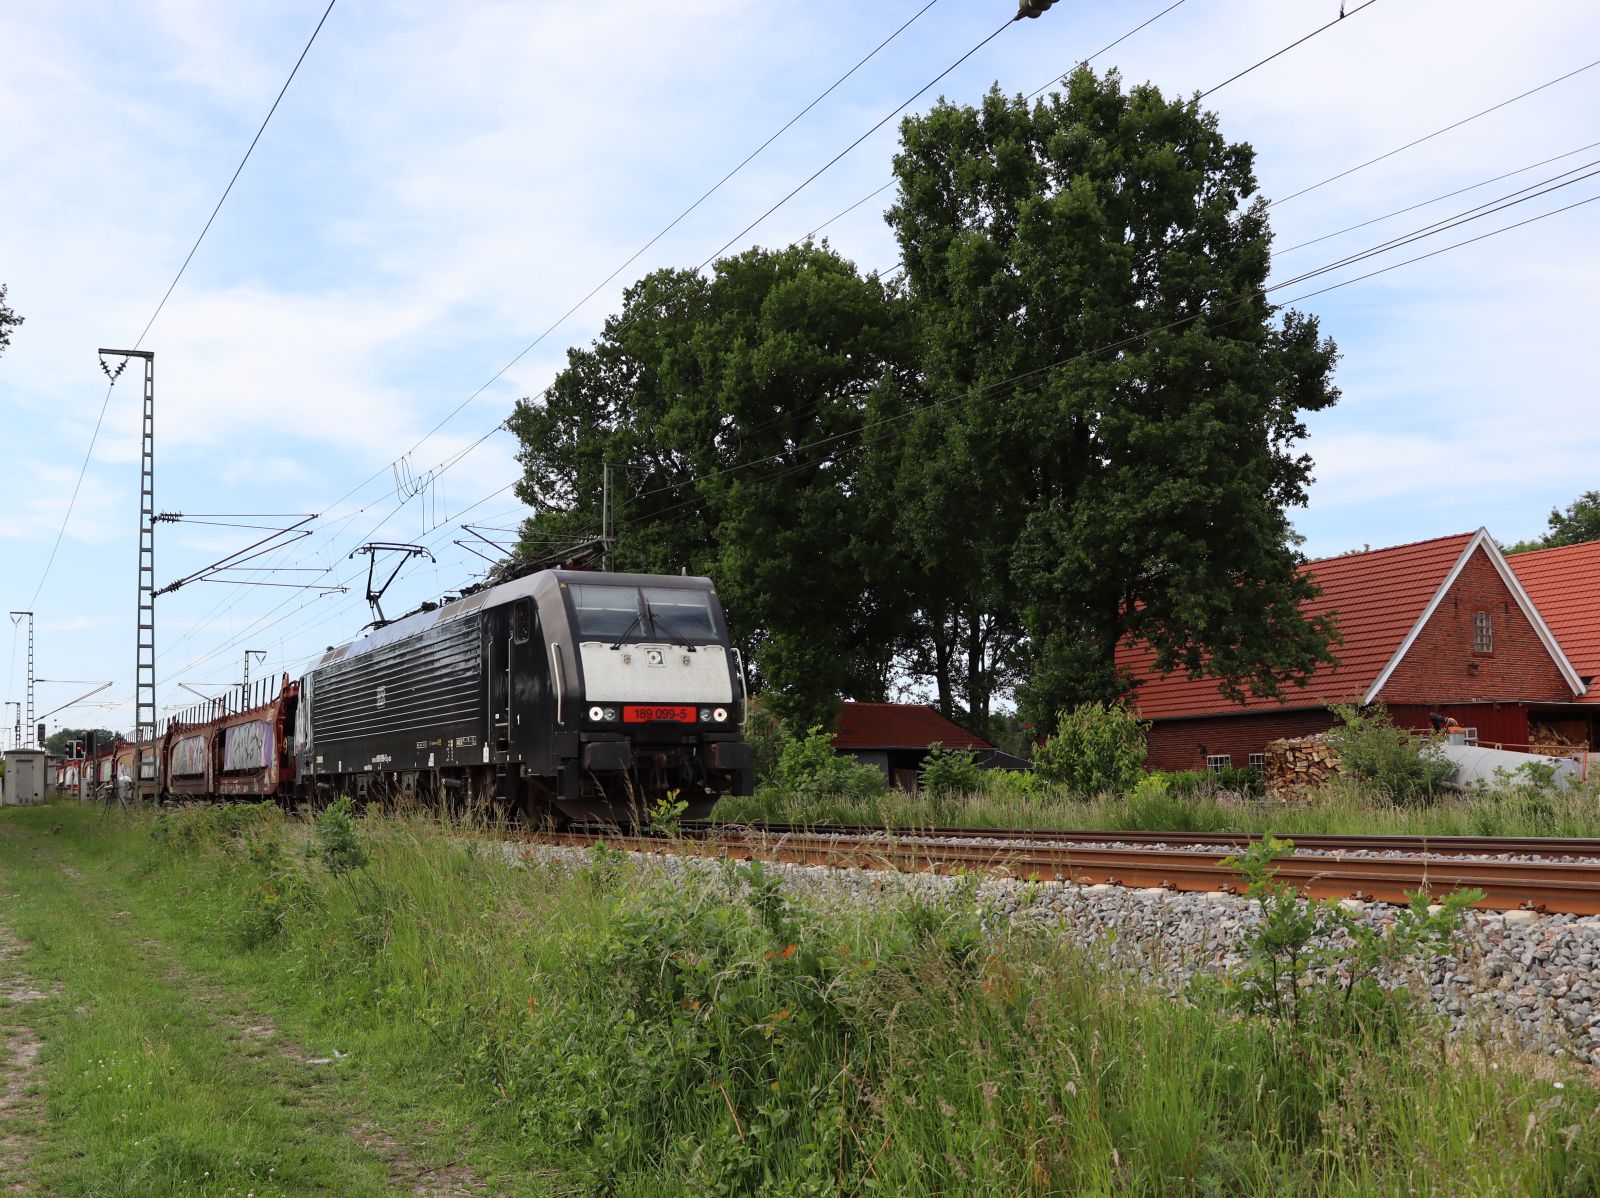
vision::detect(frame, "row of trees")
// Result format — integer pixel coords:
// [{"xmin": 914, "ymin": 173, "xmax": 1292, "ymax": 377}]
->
[{"xmin": 510, "ymin": 70, "xmax": 1343, "ymax": 733}]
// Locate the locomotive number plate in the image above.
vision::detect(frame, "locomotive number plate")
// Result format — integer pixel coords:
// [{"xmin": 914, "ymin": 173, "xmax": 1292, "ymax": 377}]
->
[{"xmin": 623, "ymin": 705, "xmax": 696, "ymax": 724}]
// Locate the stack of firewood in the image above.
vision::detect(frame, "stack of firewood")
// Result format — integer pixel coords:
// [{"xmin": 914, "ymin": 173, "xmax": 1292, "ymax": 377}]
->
[
  {"xmin": 1528, "ymin": 721, "xmax": 1588, "ymax": 755},
  {"xmin": 1263, "ymin": 733, "xmax": 1342, "ymax": 802}
]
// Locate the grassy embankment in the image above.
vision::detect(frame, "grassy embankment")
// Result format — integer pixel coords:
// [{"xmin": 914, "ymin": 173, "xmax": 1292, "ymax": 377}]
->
[
  {"xmin": 1, "ymin": 800, "xmax": 1598, "ymax": 1196},
  {"xmin": 714, "ymin": 774, "xmax": 1600, "ymax": 838}
]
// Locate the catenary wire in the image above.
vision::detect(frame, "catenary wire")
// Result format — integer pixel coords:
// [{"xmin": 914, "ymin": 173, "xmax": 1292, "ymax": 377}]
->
[
  {"xmin": 107, "ymin": 178, "xmax": 1598, "ymax": 719},
  {"xmin": 149, "ymin": 2, "xmax": 955, "ymax": 639},
  {"xmin": 1269, "ymin": 55, "xmax": 1600, "ymax": 207},
  {"xmin": 805, "ymin": 0, "xmax": 1381, "ymax": 242},
  {"xmin": 346, "ymin": 0, "xmax": 1205, "ymax": 526},
  {"xmin": 696, "ymin": 15, "xmax": 1016, "ymax": 268},
  {"xmin": 629, "ymin": 170, "xmax": 1600, "ymax": 517},
  {"xmin": 22, "ymin": 0, "xmax": 339, "ymax": 614},
  {"xmin": 84, "ymin": 2, "xmax": 1554, "ymax": 705},
  {"xmin": 327, "ymin": 23, "xmax": 1585, "ymax": 566},
  {"xmin": 207, "ymin": 0, "xmax": 1206, "ymax": 585},
  {"xmin": 283, "ymin": 1, "xmax": 947, "ymax": 545},
  {"xmin": 135, "ymin": 69, "xmax": 1530, "ymax": 702},
  {"xmin": 1275, "ymin": 137, "xmax": 1600, "ymax": 254},
  {"xmin": 639, "ymin": 182, "xmax": 1600, "ymax": 534}
]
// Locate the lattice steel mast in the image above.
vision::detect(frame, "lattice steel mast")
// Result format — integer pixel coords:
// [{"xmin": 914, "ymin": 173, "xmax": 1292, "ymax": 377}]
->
[
  {"xmin": 100, "ymin": 349, "xmax": 156, "ymax": 790},
  {"xmin": 7, "ymin": 611, "xmax": 34, "ymax": 747}
]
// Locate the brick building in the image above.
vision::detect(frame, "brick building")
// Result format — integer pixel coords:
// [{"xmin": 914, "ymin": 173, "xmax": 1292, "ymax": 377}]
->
[
  {"xmin": 1117, "ymin": 529, "xmax": 1587, "ymax": 772},
  {"xmin": 1509, "ymin": 538, "xmax": 1600, "ymax": 750}
]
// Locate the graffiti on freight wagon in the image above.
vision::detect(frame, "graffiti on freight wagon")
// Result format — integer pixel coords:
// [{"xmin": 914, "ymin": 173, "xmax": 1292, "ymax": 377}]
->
[
  {"xmin": 172, "ymin": 735, "xmax": 207, "ymax": 777},
  {"xmin": 223, "ymin": 721, "xmax": 274, "ymax": 772}
]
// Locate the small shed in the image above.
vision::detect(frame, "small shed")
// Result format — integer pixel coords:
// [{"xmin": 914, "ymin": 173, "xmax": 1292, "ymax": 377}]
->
[
  {"xmin": 832, "ymin": 702, "xmax": 1027, "ymax": 790},
  {"xmin": 2, "ymin": 749, "xmax": 49, "ymax": 806}
]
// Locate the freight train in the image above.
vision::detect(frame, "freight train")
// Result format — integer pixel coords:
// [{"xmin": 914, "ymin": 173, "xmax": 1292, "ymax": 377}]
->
[{"xmin": 57, "ymin": 569, "xmax": 755, "ymax": 823}]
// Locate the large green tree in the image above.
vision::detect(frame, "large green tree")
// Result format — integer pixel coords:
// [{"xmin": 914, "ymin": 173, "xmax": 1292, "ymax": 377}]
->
[
  {"xmin": 887, "ymin": 71, "xmax": 1341, "ymax": 727},
  {"xmin": 508, "ymin": 244, "xmax": 919, "ymax": 726},
  {"xmin": 1505, "ymin": 491, "xmax": 1600, "ymax": 553}
]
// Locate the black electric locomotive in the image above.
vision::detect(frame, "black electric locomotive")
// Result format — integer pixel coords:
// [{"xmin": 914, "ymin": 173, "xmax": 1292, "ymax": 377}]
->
[{"xmin": 293, "ymin": 569, "xmax": 754, "ymax": 822}]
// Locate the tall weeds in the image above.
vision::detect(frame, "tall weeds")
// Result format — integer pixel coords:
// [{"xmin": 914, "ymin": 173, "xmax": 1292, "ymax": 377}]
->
[
  {"xmin": 716, "ymin": 772, "xmax": 1600, "ymax": 839},
  {"xmin": 109, "ymin": 803, "xmax": 1600, "ymax": 1194}
]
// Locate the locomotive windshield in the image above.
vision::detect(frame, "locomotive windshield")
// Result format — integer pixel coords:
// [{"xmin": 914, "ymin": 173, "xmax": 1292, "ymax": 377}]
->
[
  {"xmin": 569, "ymin": 583, "xmax": 718, "ymax": 643},
  {"xmin": 570, "ymin": 585, "xmax": 642, "ymax": 640},
  {"xmin": 641, "ymin": 587, "xmax": 716, "ymax": 641}
]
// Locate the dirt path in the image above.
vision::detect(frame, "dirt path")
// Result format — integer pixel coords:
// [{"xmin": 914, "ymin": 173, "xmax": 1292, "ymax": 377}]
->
[
  {"xmin": 0, "ymin": 924, "xmax": 51, "ymax": 1195},
  {"xmin": 0, "ymin": 823, "xmax": 490, "ymax": 1197}
]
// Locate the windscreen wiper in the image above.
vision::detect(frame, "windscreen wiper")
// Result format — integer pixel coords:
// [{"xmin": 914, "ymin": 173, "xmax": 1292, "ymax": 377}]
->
[
  {"xmin": 645, "ymin": 605, "xmax": 698, "ymax": 651},
  {"xmin": 608, "ymin": 614, "xmax": 642, "ymax": 649}
]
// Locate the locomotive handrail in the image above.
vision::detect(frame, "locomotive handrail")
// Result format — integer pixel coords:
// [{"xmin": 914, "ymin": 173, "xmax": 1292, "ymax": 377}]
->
[
  {"xmin": 732, "ymin": 647, "xmax": 750, "ymax": 730},
  {"xmin": 550, "ymin": 642, "xmax": 566, "ymax": 726}
]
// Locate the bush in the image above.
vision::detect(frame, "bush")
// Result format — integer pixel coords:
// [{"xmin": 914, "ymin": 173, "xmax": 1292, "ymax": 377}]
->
[
  {"xmin": 1122, "ymin": 772, "xmax": 1232, "ymax": 833},
  {"xmin": 917, "ymin": 743, "xmax": 983, "ymax": 795},
  {"xmin": 1217, "ymin": 835, "xmax": 1481, "ymax": 1034},
  {"xmin": 1324, "ymin": 704, "xmax": 1452, "ymax": 804},
  {"xmin": 1213, "ymin": 764, "xmax": 1264, "ymax": 796},
  {"xmin": 315, "ymin": 795, "xmax": 369, "ymax": 875},
  {"xmin": 1032, "ymin": 701, "xmax": 1148, "ymax": 796},
  {"xmin": 773, "ymin": 725, "xmax": 887, "ymax": 803},
  {"xmin": 742, "ymin": 696, "xmax": 786, "ymax": 785},
  {"xmin": 1165, "ymin": 766, "xmax": 1263, "ymax": 798},
  {"xmin": 975, "ymin": 767, "xmax": 1048, "ymax": 804}
]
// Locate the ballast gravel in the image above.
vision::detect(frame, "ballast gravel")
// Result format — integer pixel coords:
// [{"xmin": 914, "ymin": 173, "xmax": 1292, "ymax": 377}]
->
[{"xmin": 511, "ymin": 841, "xmax": 1600, "ymax": 1068}]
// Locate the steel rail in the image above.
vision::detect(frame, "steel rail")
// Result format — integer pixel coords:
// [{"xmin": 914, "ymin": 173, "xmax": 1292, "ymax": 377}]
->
[
  {"xmin": 689, "ymin": 821, "xmax": 1600, "ymax": 858},
  {"xmin": 529, "ymin": 827, "xmax": 1600, "ymax": 915}
]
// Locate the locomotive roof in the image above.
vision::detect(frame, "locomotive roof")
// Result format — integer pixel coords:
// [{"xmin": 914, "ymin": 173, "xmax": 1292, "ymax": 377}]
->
[{"xmin": 315, "ymin": 569, "xmax": 715, "ymax": 668}]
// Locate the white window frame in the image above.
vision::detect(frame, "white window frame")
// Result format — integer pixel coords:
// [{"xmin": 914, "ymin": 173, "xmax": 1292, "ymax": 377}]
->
[
  {"xmin": 1205, "ymin": 754, "xmax": 1232, "ymax": 772},
  {"xmin": 1248, "ymin": 752, "xmax": 1266, "ymax": 773},
  {"xmin": 1473, "ymin": 610, "xmax": 1493, "ymax": 653}
]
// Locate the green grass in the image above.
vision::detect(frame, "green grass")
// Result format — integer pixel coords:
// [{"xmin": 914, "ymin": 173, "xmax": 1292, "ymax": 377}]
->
[
  {"xmin": 714, "ymin": 774, "xmax": 1600, "ymax": 839},
  {"xmin": 2, "ymin": 801, "xmax": 1598, "ymax": 1195}
]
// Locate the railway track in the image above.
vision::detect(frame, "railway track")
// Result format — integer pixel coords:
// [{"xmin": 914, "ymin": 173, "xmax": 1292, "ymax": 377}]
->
[
  {"xmin": 524, "ymin": 822, "xmax": 1600, "ymax": 915},
  {"xmin": 688, "ymin": 821, "xmax": 1600, "ymax": 858}
]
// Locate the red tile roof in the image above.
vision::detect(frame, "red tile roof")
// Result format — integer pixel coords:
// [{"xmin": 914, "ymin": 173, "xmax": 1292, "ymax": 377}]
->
[
  {"xmin": 1118, "ymin": 532, "xmax": 1478, "ymax": 720},
  {"xmin": 832, "ymin": 702, "xmax": 994, "ymax": 750},
  {"xmin": 1509, "ymin": 539, "xmax": 1600, "ymax": 705}
]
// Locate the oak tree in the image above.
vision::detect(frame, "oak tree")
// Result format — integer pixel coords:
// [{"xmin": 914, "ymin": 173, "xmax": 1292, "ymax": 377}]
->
[
  {"xmin": 887, "ymin": 70, "xmax": 1341, "ymax": 727},
  {"xmin": 508, "ymin": 244, "xmax": 918, "ymax": 727}
]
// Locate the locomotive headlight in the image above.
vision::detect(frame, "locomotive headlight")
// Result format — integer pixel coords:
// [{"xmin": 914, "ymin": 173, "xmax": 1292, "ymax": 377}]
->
[
  {"xmin": 588, "ymin": 705, "xmax": 605, "ymax": 722},
  {"xmin": 713, "ymin": 707, "xmax": 729, "ymax": 723},
  {"xmin": 603, "ymin": 706, "xmax": 618, "ymax": 722},
  {"xmin": 699, "ymin": 708, "xmax": 712, "ymax": 722}
]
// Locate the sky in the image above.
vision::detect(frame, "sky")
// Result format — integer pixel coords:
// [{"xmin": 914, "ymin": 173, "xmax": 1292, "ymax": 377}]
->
[{"xmin": 2, "ymin": 0, "xmax": 1598, "ymax": 737}]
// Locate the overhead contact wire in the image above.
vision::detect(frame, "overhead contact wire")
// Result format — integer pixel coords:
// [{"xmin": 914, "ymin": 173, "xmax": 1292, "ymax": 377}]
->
[{"xmin": 24, "ymin": 0, "xmax": 339, "ymax": 612}]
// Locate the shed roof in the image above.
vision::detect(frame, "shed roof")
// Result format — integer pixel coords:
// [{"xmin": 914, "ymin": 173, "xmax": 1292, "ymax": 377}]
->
[
  {"xmin": 1509, "ymin": 539, "xmax": 1600, "ymax": 704},
  {"xmin": 832, "ymin": 702, "xmax": 994, "ymax": 751},
  {"xmin": 1120, "ymin": 532, "xmax": 1477, "ymax": 720}
]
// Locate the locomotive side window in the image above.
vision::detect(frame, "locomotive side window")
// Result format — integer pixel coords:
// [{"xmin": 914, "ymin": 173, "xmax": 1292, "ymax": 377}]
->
[
  {"xmin": 513, "ymin": 599, "xmax": 532, "ymax": 644},
  {"xmin": 570, "ymin": 585, "xmax": 644, "ymax": 640},
  {"xmin": 641, "ymin": 588, "xmax": 716, "ymax": 641}
]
